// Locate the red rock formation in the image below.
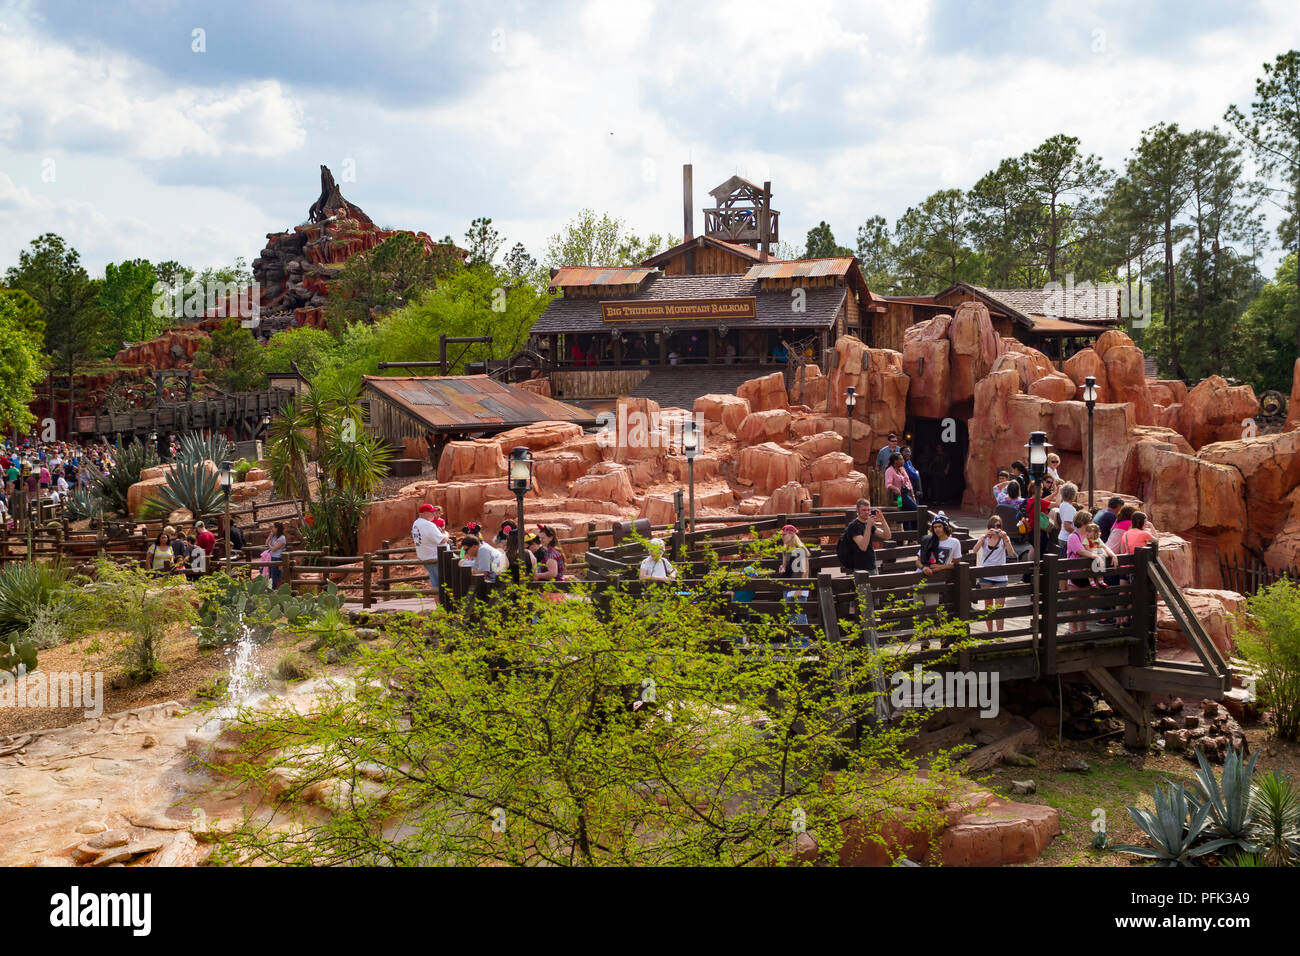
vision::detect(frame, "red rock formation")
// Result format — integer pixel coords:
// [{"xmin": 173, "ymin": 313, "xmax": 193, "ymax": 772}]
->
[
  {"xmin": 1287, "ymin": 359, "xmax": 1300, "ymax": 431},
  {"xmin": 736, "ymin": 371, "xmax": 788, "ymax": 413},
  {"xmin": 828, "ymin": 336, "xmax": 908, "ymax": 436},
  {"xmin": 1178, "ymin": 376, "xmax": 1261, "ymax": 450},
  {"xmin": 902, "ymin": 302, "xmax": 1003, "ymax": 419}
]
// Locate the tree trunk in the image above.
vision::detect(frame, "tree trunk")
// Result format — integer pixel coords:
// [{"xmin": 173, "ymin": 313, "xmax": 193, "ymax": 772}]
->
[{"xmin": 1165, "ymin": 216, "xmax": 1181, "ymax": 380}]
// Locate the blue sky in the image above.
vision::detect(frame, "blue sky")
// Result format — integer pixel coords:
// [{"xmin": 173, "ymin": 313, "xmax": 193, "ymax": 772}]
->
[{"xmin": 1, "ymin": 0, "xmax": 1297, "ymax": 279}]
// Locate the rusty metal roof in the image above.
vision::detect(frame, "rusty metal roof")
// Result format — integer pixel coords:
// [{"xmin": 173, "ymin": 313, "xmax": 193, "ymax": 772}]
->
[
  {"xmin": 743, "ymin": 257, "xmax": 856, "ymax": 281},
  {"xmin": 363, "ymin": 375, "xmax": 598, "ymax": 434},
  {"xmin": 548, "ymin": 267, "xmax": 658, "ymax": 290}
]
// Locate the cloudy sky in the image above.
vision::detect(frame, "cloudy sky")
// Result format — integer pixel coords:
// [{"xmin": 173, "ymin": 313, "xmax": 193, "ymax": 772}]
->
[{"xmin": 1, "ymin": 0, "xmax": 1297, "ymax": 277}]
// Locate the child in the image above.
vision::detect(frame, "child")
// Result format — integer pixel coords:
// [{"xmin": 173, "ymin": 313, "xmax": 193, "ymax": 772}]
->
[{"xmin": 1080, "ymin": 522, "xmax": 1117, "ymax": 588}]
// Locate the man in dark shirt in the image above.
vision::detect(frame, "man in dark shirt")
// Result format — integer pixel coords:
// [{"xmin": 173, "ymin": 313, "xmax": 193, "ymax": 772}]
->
[
  {"xmin": 845, "ymin": 498, "xmax": 893, "ymax": 572},
  {"xmin": 1095, "ymin": 497, "xmax": 1124, "ymax": 542}
]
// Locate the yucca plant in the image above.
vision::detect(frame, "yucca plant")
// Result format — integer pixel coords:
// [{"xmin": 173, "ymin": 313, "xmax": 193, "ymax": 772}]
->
[
  {"xmin": 1113, "ymin": 782, "xmax": 1235, "ymax": 866},
  {"xmin": 139, "ymin": 460, "xmax": 226, "ymax": 520},
  {"xmin": 1190, "ymin": 745, "xmax": 1259, "ymax": 854},
  {"xmin": 267, "ymin": 396, "xmax": 312, "ymax": 515},
  {"xmin": 1252, "ymin": 770, "xmax": 1300, "ymax": 866},
  {"xmin": 321, "ymin": 424, "xmax": 392, "ymax": 497},
  {"xmin": 94, "ymin": 441, "xmax": 160, "ymax": 518},
  {"xmin": 176, "ymin": 430, "xmax": 232, "ymax": 466}
]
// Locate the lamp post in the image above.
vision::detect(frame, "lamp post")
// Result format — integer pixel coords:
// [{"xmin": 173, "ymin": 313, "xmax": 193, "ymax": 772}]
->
[
  {"xmin": 507, "ymin": 446, "xmax": 534, "ymax": 573},
  {"xmin": 219, "ymin": 460, "xmax": 233, "ymax": 569},
  {"xmin": 1082, "ymin": 376, "xmax": 1098, "ymax": 512},
  {"xmin": 845, "ymin": 386, "xmax": 858, "ymax": 466},
  {"xmin": 1026, "ymin": 431, "xmax": 1052, "ymax": 655},
  {"xmin": 682, "ymin": 417, "xmax": 699, "ymax": 532}
]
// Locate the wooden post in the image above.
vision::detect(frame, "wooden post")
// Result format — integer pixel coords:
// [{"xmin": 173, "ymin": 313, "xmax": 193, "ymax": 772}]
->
[
  {"xmin": 283, "ymin": 553, "xmax": 294, "ymax": 594},
  {"xmin": 1043, "ymin": 552, "xmax": 1059, "ymax": 675},
  {"xmin": 586, "ymin": 522, "xmax": 597, "ymax": 552},
  {"xmin": 854, "ymin": 571, "xmax": 887, "ymax": 724},
  {"xmin": 1131, "ymin": 544, "xmax": 1155, "ymax": 666},
  {"xmin": 363, "ymin": 553, "xmax": 373, "ymax": 609},
  {"xmin": 380, "ymin": 539, "xmax": 391, "ymax": 601},
  {"xmin": 817, "ymin": 571, "xmax": 840, "ymax": 642}
]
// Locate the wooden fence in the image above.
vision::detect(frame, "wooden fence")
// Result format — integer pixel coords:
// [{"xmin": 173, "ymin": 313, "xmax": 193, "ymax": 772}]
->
[{"xmin": 1219, "ymin": 557, "xmax": 1300, "ymax": 596}]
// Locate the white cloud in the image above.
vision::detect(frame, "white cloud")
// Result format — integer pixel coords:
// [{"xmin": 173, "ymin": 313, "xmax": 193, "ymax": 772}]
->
[{"xmin": 0, "ymin": 31, "xmax": 305, "ymax": 159}]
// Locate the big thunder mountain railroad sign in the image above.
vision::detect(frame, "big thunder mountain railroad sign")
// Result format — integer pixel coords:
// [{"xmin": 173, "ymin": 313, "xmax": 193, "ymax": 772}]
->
[{"xmin": 599, "ymin": 296, "xmax": 757, "ymax": 323}]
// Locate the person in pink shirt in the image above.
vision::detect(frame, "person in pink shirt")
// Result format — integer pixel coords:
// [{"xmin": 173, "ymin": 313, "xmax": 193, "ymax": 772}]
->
[
  {"xmin": 885, "ymin": 452, "xmax": 916, "ymax": 529},
  {"xmin": 1117, "ymin": 511, "xmax": 1154, "ymax": 554}
]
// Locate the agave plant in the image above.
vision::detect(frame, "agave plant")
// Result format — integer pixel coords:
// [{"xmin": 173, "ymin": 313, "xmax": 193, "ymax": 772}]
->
[
  {"xmin": 61, "ymin": 486, "xmax": 101, "ymax": 522},
  {"xmin": 139, "ymin": 460, "xmax": 226, "ymax": 520},
  {"xmin": 1113, "ymin": 781, "xmax": 1236, "ymax": 866},
  {"xmin": 176, "ymin": 430, "xmax": 232, "ymax": 467},
  {"xmin": 94, "ymin": 441, "xmax": 160, "ymax": 518},
  {"xmin": 1190, "ymin": 745, "xmax": 1259, "ymax": 854},
  {"xmin": 1252, "ymin": 770, "xmax": 1300, "ymax": 866}
]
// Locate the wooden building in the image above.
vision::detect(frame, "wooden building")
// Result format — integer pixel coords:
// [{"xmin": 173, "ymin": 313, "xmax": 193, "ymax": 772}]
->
[{"xmin": 531, "ymin": 167, "xmax": 885, "ymax": 402}]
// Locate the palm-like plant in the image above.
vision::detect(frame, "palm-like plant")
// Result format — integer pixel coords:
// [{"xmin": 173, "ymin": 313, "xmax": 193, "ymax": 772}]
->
[
  {"xmin": 61, "ymin": 486, "xmax": 101, "ymax": 522},
  {"xmin": 1190, "ymin": 745, "xmax": 1259, "ymax": 854},
  {"xmin": 1114, "ymin": 782, "xmax": 1236, "ymax": 866},
  {"xmin": 321, "ymin": 424, "xmax": 392, "ymax": 497},
  {"xmin": 1252, "ymin": 770, "xmax": 1300, "ymax": 867},
  {"xmin": 266, "ymin": 397, "xmax": 312, "ymax": 515},
  {"xmin": 176, "ymin": 430, "xmax": 232, "ymax": 466},
  {"xmin": 140, "ymin": 461, "xmax": 226, "ymax": 520},
  {"xmin": 94, "ymin": 441, "xmax": 160, "ymax": 518}
]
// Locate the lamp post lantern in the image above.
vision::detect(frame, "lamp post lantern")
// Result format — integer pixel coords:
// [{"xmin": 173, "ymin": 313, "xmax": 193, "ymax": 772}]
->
[
  {"xmin": 219, "ymin": 459, "xmax": 234, "ymax": 568},
  {"xmin": 507, "ymin": 446, "xmax": 534, "ymax": 571},
  {"xmin": 1025, "ymin": 431, "xmax": 1052, "ymax": 658},
  {"xmin": 682, "ymin": 417, "xmax": 699, "ymax": 532},
  {"xmin": 845, "ymin": 386, "xmax": 858, "ymax": 466},
  {"xmin": 1082, "ymin": 376, "xmax": 1098, "ymax": 512}
]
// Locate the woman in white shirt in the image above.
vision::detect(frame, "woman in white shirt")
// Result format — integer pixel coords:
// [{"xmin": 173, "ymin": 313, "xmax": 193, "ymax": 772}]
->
[
  {"xmin": 1056, "ymin": 482, "xmax": 1079, "ymax": 557},
  {"xmin": 974, "ymin": 516, "xmax": 1014, "ymax": 632},
  {"xmin": 638, "ymin": 539, "xmax": 676, "ymax": 582}
]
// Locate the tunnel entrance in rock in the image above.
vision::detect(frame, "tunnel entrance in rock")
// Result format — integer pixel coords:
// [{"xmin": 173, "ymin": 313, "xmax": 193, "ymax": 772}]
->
[{"xmin": 906, "ymin": 416, "xmax": 968, "ymax": 509}]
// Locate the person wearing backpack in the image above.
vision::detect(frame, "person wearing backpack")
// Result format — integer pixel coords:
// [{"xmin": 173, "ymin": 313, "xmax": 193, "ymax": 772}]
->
[{"xmin": 839, "ymin": 498, "xmax": 893, "ymax": 575}]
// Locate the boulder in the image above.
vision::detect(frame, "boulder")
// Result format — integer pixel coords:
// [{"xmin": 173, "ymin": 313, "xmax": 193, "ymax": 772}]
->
[
  {"xmin": 1198, "ymin": 430, "xmax": 1300, "ymax": 550},
  {"xmin": 737, "ymin": 443, "xmax": 802, "ymax": 495},
  {"xmin": 810, "ymin": 472, "xmax": 869, "ymax": 508},
  {"xmin": 1027, "ymin": 373, "xmax": 1077, "ymax": 402},
  {"xmin": 791, "ymin": 430, "xmax": 846, "ymax": 462},
  {"xmin": 1180, "ymin": 376, "xmax": 1260, "ymax": 450},
  {"xmin": 569, "ymin": 462, "xmax": 635, "ymax": 506},
  {"xmin": 694, "ymin": 394, "xmax": 752, "ymax": 435},
  {"xmin": 1156, "ymin": 588, "xmax": 1243, "ymax": 658},
  {"xmin": 492, "ymin": 421, "xmax": 585, "ymax": 455},
  {"xmin": 736, "ymin": 371, "xmax": 788, "ymax": 413},
  {"xmin": 1288, "ymin": 358, "xmax": 1300, "ymax": 431},
  {"xmin": 808, "ymin": 451, "xmax": 854, "ymax": 484},
  {"xmin": 1102, "ymin": 344, "xmax": 1156, "ymax": 425},
  {"xmin": 787, "ymin": 363, "xmax": 828, "ymax": 409},
  {"xmin": 736, "ymin": 409, "xmax": 793, "ymax": 445},
  {"xmin": 436, "ymin": 440, "xmax": 506, "ymax": 482},
  {"xmin": 765, "ymin": 481, "xmax": 813, "ymax": 515},
  {"xmin": 1063, "ymin": 348, "xmax": 1108, "ymax": 399}
]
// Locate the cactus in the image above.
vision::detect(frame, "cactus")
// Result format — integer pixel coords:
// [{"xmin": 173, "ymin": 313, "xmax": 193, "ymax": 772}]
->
[{"xmin": 0, "ymin": 638, "xmax": 37, "ymax": 677}]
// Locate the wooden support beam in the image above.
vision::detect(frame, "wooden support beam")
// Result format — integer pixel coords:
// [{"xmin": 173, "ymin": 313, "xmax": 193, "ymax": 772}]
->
[{"xmin": 1085, "ymin": 666, "xmax": 1150, "ymax": 747}]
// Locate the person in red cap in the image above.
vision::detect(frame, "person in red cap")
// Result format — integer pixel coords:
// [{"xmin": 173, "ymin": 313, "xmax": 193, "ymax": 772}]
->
[
  {"xmin": 777, "ymin": 524, "xmax": 809, "ymax": 578},
  {"xmin": 412, "ymin": 503, "xmax": 447, "ymax": 597}
]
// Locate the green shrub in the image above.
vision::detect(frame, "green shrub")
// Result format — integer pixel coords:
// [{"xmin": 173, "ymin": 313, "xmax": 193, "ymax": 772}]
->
[
  {"xmin": 0, "ymin": 562, "xmax": 79, "ymax": 640},
  {"xmin": 1236, "ymin": 579, "xmax": 1300, "ymax": 741},
  {"xmin": 193, "ymin": 573, "xmax": 342, "ymax": 648},
  {"xmin": 271, "ymin": 651, "xmax": 314, "ymax": 682},
  {"xmin": 61, "ymin": 486, "xmax": 101, "ymax": 522},
  {"xmin": 176, "ymin": 431, "xmax": 233, "ymax": 467},
  {"xmin": 234, "ymin": 458, "xmax": 254, "ymax": 482},
  {"xmin": 139, "ymin": 460, "xmax": 226, "ymax": 521},
  {"xmin": 82, "ymin": 560, "xmax": 196, "ymax": 682},
  {"xmin": 95, "ymin": 442, "xmax": 159, "ymax": 518},
  {"xmin": 1190, "ymin": 745, "xmax": 1258, "ymax": 854},
  {"xmin": 1252, "ymin": 770, "xmax": 1300, "ymax": 866}
]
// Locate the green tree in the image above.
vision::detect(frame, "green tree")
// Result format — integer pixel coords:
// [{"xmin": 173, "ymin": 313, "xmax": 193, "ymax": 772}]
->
[
  {"xmin": 261, "ymin": 326, "xmax": 340, "ymax": 380},
  {"xmin": 325, "ymin": 233, "xmax": 461, "ymax": 330},
  {"xmin": 1227, "ymin": 50, "xmax": 1300, "ymax": 353},
  {"xmin": 855, "ymin": 215, "xmax": 897, "ymax": 293},
  {"xmin": 465, "ymin": 217, "xmax": 503, "ymax": 268},
  {"xmin": 207, "ymin": 571, "xmax": 960, "ymax": 866},
  {"xmin": 804, "ymin": 220, "xmax": 853, "ymax": 259},
  {"xmin": 1019, "ymin": 134, "xmax": 1113, "ymax": 283},
  {"xmin": 0, "ymin": 293, "xmax": 47, "ymax": 433},
  {"xmin": 100, "ymin": 258, "xmax": 160, "ymax": 344},
  {"xmin": 1123, "ymin": 123, "xmax": 1195, "ymax": 378},
  {"xmin": 4, "ymin": 233, "xmax": 108, "ymax": 434},
  {"xmin": 893, "ymin": 190, "xmax": 976, "ymax": 289},
  {"xmin": 193, "ymin": 317, "xmax": 266, "ymax": 392},
  {"xmin": 967, "ymin": 157, "xmax": 1036, "ymax": 287},
  {"xmin": 1234, "ymin": 253, "xmax": 1298, "ymax": 392}
]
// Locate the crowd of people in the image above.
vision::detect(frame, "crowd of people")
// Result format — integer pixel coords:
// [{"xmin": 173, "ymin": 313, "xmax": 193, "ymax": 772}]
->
[{"xmin": 0, "ymin": 438, "xmax": 114, "ymax": 525}]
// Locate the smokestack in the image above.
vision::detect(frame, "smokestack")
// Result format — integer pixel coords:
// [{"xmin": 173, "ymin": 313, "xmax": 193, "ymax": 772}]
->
[
  {"xmin": 760, "ymin": 180, "xmax": 772, "ymax": 261},
  {"xmin": 683, "ymin": 164, "xmax": 693, "ymax": 240}
]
